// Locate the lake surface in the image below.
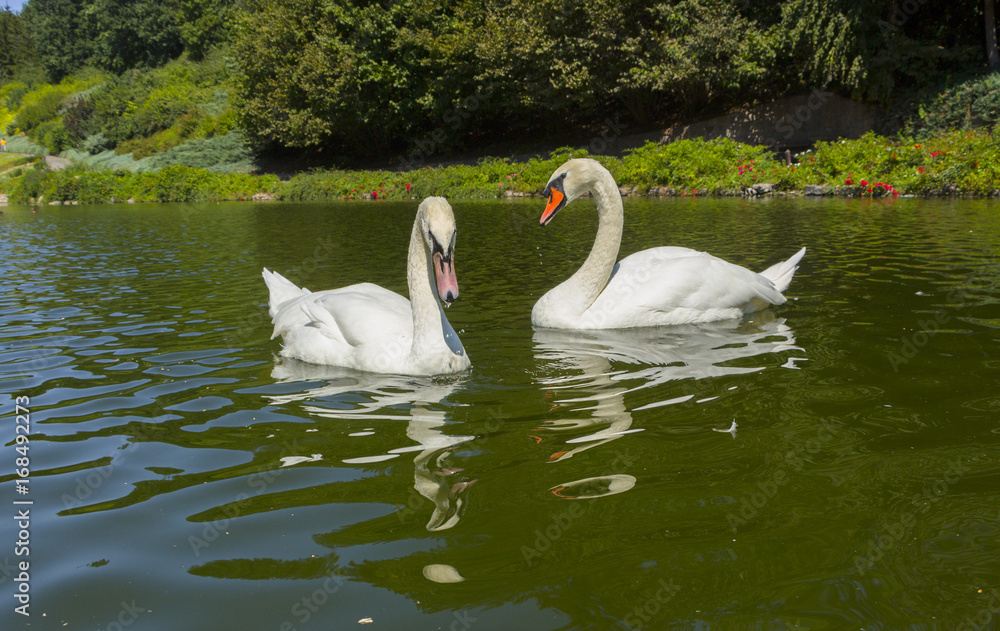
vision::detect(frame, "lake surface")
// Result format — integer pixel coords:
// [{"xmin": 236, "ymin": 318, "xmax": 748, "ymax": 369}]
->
[{"xmin": 1, "ymin": 196, "xmax": 999, "ymax": 630}]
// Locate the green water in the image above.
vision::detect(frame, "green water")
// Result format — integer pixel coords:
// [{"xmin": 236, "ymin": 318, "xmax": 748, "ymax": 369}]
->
[{"xmin": 0, "ymin": 197, "xmax": 998, "ymax": 630}]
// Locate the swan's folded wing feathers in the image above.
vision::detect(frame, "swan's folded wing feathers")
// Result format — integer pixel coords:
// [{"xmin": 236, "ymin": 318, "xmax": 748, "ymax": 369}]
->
[
  {"xmin": 300, "ymin": 300, "xmax": 349, "ymax": 345},
  {"xmin": 315, "ymin": 283, "xmax": 412, "ymax": 348},
  {"xmin": 615, "ymin": 252, "xmax": 784, "ymax": 313}
]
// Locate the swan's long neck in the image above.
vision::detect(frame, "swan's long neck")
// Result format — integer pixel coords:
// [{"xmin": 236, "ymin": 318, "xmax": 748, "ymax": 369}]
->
[
  {"xmin": 557, "ymin": 171, "xmax": 623, "ymax": 314},
  {"xmin": 406, "ymin": 213, "xmax": 448, "ymax": 357}
]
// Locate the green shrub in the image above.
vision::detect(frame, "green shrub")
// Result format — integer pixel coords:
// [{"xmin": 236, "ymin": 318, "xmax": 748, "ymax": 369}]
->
[
  {"xmin": 35, "ymin": 118, "xmax": 70, "ymax": 153},
  {"xmin": 141, "ymin": 130, "xmax": 254, "ymax": 172},
  {"xmin": 11, "ymin": 84, "xmax": 69, "ymax": 133},
  {"xmin": 83, "ymin": 133, "xmax": 114, "ymax": 154},
  {"xmin": 2, "ymin": 134, "xmax": 48, "ymax": 154},
  {"xmin": 8, "ymin": 162, "xmax": 49, "ymax": 202},
  {"xmin": 904, "ymin": 74, "xmax": 1000, "ymax": 137}
]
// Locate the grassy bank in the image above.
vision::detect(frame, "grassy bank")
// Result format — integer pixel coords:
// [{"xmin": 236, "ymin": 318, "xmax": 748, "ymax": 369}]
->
[{"xmin": 2, "ymin": 129, "xmax": 999, "ymax": 205}]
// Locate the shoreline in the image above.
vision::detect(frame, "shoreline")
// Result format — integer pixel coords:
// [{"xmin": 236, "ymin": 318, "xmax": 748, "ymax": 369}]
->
[
  {"xmin": 6, "ymin": 185, "xmax": 993, "ymax": 207},
  {"xmin": 2, "ymin": 130, "xmax": 998, "ymax": 205}
]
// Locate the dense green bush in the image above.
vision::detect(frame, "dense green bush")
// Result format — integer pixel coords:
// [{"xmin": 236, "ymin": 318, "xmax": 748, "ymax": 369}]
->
[
  {"xmin": 903, "ymin": 74, "xmax": 1000, "ymax": 138},
  {"xmin": 5, "ymin": 162, "xmax": 279, "ymax": 203},
  {"xmin": 142, "ymin": 130, "xmax": 253, "ymax": 172},
  {"xmin": 1, "ymin": 133, "xmax": 47, "ymax": 154},
  {"xmin": 10, "ymin": 83, "xmax": 70, "ymax": 133},
  {"xmin": 619, "ymin": 139, "xmax": 780, "ymax": 192},
  {"xmin": 34, "ymin": 116, "xmax": 69, "ymax": 152},
  {"xmin": 7, "ymin": 161, "xmax": 49, "ymax": 200}
]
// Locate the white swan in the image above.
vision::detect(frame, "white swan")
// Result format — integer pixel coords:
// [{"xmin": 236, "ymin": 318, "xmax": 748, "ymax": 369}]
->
[
  {"xmin": 262, "ymin": 197, "xmax": 470, "ymax": 375},
  {"xmin": 531, "ymin": 158, "xmax": 806, "ymax": 329}
]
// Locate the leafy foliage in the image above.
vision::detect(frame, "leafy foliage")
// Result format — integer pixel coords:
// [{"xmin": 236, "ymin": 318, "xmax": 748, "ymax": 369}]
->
[
  {"xmin": 901, "ymin": 73, "xmax": 1000, "ymax": 137},
  {"xmin": 0, "ymin": 8, "xmax": 40, "ymax": 83},
  {"xmin": 6, "ymin": 162, "xmax": 279, "ymax": 203}
]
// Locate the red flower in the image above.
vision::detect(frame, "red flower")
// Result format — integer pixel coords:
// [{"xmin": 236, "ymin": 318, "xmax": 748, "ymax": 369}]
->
[
  {"xmin": 406, "ymin": 183, "xmax": 411, "ymax": 191},
  {"xmin": 915, "ymin": 144, "xmax": 921, "ymax": 148},
  {"xmin": 372, "ymin": 191, "xmax": 378, "ymax": 199},
  {"xmin": 845, "ymin": 178, "xmax": 852, "ymax": 185},
  {"xmin": 892, "ymin": 190, "xmax": 900, "ymax": 196},
  {"xmin": 860, "ymin": 180, "xmax": 868, "ymax": 187}
]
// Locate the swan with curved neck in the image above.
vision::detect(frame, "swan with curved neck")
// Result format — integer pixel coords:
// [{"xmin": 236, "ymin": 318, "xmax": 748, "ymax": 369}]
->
[
  {"xmin": 263, "ymin": 197, "xmax": 470, "ymax": 375},
  {"xmin": 532, "ymin": 158, "xmax": 806, "ymax": 329}
]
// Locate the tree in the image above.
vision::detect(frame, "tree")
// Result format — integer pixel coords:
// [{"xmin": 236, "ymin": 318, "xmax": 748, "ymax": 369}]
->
[
  {"xmin": 233, "ymin": 0, "xmax": 414, "ymax": 155},
  {"xmin": 173, "ymin": 0, "xmax": 237, "ymax": 60},
  {"xmin": 987, "ymin": 0, "xmax": 999, "ymax": 71},
  {"xmin": 84, "ymin": 0, "xmax": 184, "ymax": 74},
  {"xmin": 0, "ymin": 7, "xmax": 40, "ymax": 82},
  {"xmin": 22, "ymin": 0, "xmax": 183, "ymax": 80},
  {"xmin": 21, "ymin": 0, "xmax": 93, "ymax": 81}
]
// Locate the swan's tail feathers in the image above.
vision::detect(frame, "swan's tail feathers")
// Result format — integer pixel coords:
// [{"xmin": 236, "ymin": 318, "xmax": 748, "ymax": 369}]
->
[
  {"xmin": 760, "ymin": 247, "xmax": 806, "ymax": 293},
  {"xmin": 262, "ymin": 268, "xmax": 310, "ymax": 318}
]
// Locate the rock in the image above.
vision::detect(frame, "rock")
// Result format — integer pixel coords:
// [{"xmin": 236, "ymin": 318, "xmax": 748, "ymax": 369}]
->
[
  {"xmin": 750, "ymin": 183, "xmax": 773, "ymax": 196},
  {"xmin": 127, "ymin": 198, "xmax": 136, "ymax": 204},
  {"xmin": 71, "ymin": 200, "xmax": 79, "ymax": 205},
  {"xmin": 49, "ymin": 200, "xmax": 61, "ymax": 205},
  {"xmin": 803, "ymin": 185, "xmax": 830, "ymax": 196},
  {"xmin": 618, "ymin": 186, "xmax": 636, "ymax": 196},
  {"xmin": 251, "ymin": 192, "xmax": 274, "ymax": 202},
  {"xmin": 0, "ymin": 194, "xmax": 7, "ymax": 205},
  {"xmin": 37, "ymin": 195, "xmax": 44, "ymax": 204},
  {"xmin": 648, "ymin": 186, "xmax": 677, "ymax": 196}
]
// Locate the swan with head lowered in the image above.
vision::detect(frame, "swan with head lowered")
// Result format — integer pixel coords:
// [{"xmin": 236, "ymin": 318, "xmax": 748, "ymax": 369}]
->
[
  {"xmin": 532, "ymin": 158, "xmax": 806, "ymax": 329},
  {"xmin": 262, "ymin": 197, "xmax": 470, "ymax": 375}
]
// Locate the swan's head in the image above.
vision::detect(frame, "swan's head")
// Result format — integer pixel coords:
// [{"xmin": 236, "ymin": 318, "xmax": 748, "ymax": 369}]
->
[
  {"xmin": 418, "ymin": 196, "xmax": 460, "ymax": 303},
  {"xmin": 539, "ymin": 158, "xmax": 610, "ymax": 226}
]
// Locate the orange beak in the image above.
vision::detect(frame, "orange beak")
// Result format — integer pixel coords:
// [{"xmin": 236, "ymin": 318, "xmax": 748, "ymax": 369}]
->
[{"xmin": 539, "ymin": 173, "xmax": 568, "ymax": 226}]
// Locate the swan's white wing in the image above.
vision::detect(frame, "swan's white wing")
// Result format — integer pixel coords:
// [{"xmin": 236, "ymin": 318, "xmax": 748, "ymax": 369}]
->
[
  {"xmin": 314, "ymin": 283, "xmax": 412, "ymax": 347},
  {"xmin": 585, "ymin": 247, "xmax": 785, "ymax": 327},
  {"xmin": 270, "ymin": 283, "xmax": 413, "ymax": 368}
]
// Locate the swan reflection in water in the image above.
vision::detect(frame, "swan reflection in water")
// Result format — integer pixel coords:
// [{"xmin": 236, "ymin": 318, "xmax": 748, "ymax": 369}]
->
[
  {"xmin": 267, "ymin": 358, "xmax": 475, "ymax": 532},
  {"xmin": 532, "ymin": 312, "xmax": 805, "ymax": 473}
]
